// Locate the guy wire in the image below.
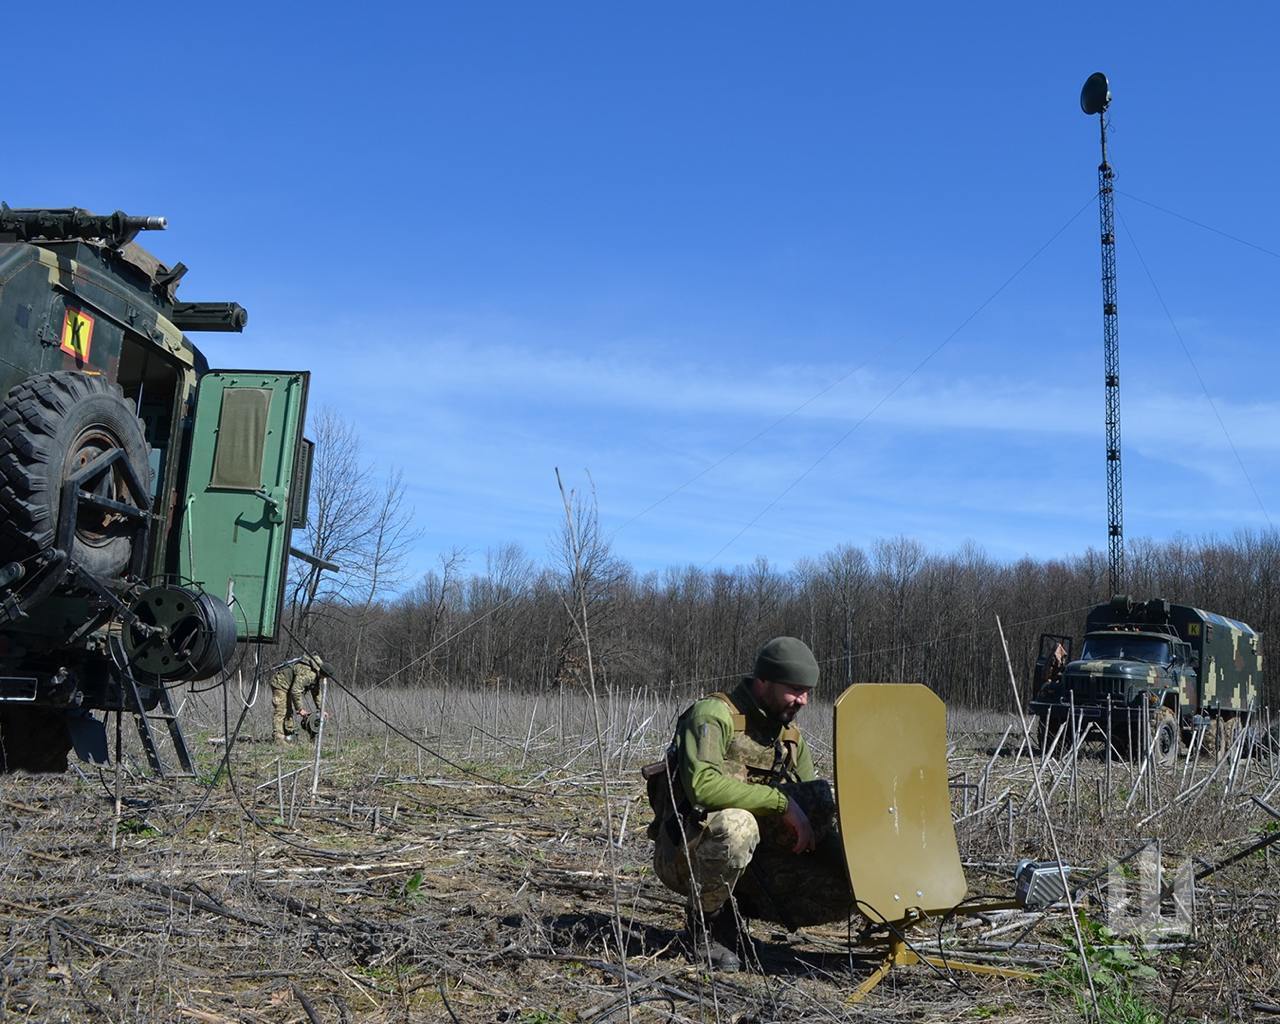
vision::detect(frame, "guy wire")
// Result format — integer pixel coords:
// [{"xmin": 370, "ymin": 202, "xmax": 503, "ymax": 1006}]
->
[
  {"xmin": 1118, "ymin": 210, "xmax": 1272, "ymax": 528},
  {"xmin": 1118, "ymin": 190, "xmax": 1280, "ymax": 263},
  {"xmin": 700, "ymin": 192, "xmax": 1099, "ymax": 568}
]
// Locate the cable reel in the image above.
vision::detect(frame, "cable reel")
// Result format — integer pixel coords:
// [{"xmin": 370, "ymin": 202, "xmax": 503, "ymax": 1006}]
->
[{"xmin": 123, "ymin": 583, "xmax": 237, "ymax": 681}]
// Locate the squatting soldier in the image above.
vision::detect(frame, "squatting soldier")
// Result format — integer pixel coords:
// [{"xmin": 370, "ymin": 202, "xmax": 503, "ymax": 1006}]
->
[
  {"xmin": 645, "ymin": 636, "xmax": 854, "ymax": 972},
  {"xmin": 270, "ymin": 654, "xmax": 330, "ymax": 743}
]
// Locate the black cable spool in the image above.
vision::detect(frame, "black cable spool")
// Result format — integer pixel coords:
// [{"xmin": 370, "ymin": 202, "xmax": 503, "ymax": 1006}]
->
[{"xmin": 124, "ymin": 583, "xmax": 237, "ymax": 681}]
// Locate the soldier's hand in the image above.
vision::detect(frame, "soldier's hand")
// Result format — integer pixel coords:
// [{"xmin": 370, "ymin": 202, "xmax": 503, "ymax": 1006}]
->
[{"xmin": 783, "ymin": 797, "xmax": 815, "ymax": 854}]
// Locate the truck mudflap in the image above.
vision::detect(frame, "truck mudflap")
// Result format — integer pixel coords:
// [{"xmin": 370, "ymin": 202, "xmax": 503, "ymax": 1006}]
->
[{"xmin": 66, "ymin": 709, "xmax": 108, "ymax": 764}]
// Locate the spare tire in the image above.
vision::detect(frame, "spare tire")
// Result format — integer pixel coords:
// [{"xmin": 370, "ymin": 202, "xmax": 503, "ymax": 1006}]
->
[{"xmin": 0, "ymin": 372, "xmax": 152, "ymax": 579}]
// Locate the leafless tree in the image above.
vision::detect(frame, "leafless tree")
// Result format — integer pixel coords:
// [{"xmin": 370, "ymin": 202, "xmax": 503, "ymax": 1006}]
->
[
  {"xmin": 286, "ymin": 410, "xmax": 416, "ymax": 679},
  {"xmin": 819, "ymin": 543, "xmax": 870, "ymax": 689},
  {"xmin": 550, "ymin": 474, "xmax": 627, "ymax": 688},
  {"xmin": 288, "ymin": 409, "xmax": 373, "ymax": 642},
  {"xmin": 350, "ymin": 469, "xmax": 420, "ymax": 684},
  {"xmin": 874, "ymin": 535, "xmax": 926, "ymax": 680},
  {"xmin": 468, "ymin": 543, "xmax": 536, "ymax": 683}
]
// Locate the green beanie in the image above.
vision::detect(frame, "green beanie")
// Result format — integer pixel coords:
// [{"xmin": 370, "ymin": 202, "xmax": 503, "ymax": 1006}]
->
[{"xmin": 753, "ymin": 636, "xmax": 819, "ymax": 689}]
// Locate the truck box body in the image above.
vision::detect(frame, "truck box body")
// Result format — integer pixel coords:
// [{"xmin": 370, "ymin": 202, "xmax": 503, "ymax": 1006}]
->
[{"xmin": 1168, "ymin": 606, "xmax": 1261, "ymax": 713}]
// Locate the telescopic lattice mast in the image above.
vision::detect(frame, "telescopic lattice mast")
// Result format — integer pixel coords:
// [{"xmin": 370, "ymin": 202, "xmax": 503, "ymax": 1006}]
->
[{"xmin": 1083, "ymin": 73, "xmax": 1124, "ymax": 597}]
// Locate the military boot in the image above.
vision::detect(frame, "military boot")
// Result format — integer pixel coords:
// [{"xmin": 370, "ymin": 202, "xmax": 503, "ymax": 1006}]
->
[{"xmin": 686, "ymin": 906, "xmax": 742, "ymax": 973}]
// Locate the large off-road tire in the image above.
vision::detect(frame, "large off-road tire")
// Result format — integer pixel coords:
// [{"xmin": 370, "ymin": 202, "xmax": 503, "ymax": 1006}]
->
[
  {"xmin": 0, "ymin": 707, "xmax": 71, "ymax": 773},
  {"xmin": 0, "ymin": 372, "xmax": 151, "ymax": 579},
  {"xmin": 1117, "ymin": 707, "xmax": 1179, "ymax": 765},
  {"xmin": 1151, "ymin": 707, "xmax": 1179, "ymax": 767},
  {"xmin": 1202, "ymin": 714, "xmax": 1239, "ymax": 762}
]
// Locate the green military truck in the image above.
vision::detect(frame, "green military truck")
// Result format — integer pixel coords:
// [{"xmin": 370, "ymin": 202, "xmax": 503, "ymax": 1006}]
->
[
  {"xmin": 1029, "ymin": 596, "xmax": 1262, "ymax": 764},
  {"xmin": 0, "ymin": 205, "xmax": 316, "ymax": 772}
]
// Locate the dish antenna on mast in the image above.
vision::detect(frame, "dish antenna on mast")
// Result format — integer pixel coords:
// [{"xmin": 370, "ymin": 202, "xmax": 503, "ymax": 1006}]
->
[
  {"xmin": 1080, "ymin": 71, "xmax": 1111, "ymax": 116},
  {"xmin": 1081, "ymin": 71, "xmax": 1124, "ymax": 598}
]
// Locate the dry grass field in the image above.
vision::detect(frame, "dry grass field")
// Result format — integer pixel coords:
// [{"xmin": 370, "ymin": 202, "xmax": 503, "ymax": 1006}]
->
[{"xmin": 1, "ymin": 679, "xmax": 1277, "ymax": 1023}]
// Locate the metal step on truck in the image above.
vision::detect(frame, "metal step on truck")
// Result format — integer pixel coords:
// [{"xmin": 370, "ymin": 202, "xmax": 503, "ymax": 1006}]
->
[{"xmin": 1029, "ymin": 595, "xmax": 1262, "ymax": 765}]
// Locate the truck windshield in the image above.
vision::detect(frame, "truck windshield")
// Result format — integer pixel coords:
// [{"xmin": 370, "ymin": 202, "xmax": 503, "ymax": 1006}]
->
[{"xmin": 1080, "ymin": 636, "xmax": 1171, "ymax": 664}]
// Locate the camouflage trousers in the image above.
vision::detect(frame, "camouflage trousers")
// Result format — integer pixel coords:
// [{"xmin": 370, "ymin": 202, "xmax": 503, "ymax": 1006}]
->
[
  {"xmin": 271, "ymin": 684, "xmax": 305, "ymax": 741},
  {"xmin": 652, "ymin": 780, "xmax": 856, "ymax": 928},
  {"xmin": 654, "ymin": 807, "xmax": 759, "ymax": 913}
]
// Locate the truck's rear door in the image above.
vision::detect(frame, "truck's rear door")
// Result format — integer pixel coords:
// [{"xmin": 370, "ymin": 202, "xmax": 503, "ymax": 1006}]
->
[{"xmin": 177, "ymin": 370, "xmax": 309, "ymax": 642}]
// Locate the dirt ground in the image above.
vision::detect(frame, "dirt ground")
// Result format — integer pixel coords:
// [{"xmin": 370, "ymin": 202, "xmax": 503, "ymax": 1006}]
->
[{"xmin": 0, "ymin": 684, "xmax": 1277, "ymax": 1023}]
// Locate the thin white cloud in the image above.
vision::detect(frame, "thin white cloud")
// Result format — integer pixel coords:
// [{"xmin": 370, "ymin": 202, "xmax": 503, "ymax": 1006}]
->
[
  {"xmin": 318, "ymin": 331, "xmax": 1280, "ymax": 458},
  {"xmin": 242, "ymin": 318, "xmax": 1280, "ymax": 577}
]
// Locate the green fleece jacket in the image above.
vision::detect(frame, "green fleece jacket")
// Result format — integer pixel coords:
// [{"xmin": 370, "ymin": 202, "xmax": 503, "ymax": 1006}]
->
[{"xmin": 675, "ymin": 679, "xmax": 816, "ymax": 817}]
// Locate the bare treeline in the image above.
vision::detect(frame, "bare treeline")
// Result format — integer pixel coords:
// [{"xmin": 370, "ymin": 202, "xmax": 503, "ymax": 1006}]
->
[{"xmin": 291, "ymin": 525, "xmax": 1280, "ymax": 711}]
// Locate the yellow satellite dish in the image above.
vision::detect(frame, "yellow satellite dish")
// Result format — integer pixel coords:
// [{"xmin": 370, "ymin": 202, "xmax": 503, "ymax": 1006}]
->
[
  {"xmin": 833, "ymin": 682, "xmax": 1034, "ymax": 1002},
  {"xmin": 833, "ymin": 682, "xmax": 967, "ymax": 919}
]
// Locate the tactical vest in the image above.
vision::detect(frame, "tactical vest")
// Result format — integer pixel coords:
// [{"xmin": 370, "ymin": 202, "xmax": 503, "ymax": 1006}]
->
[
  {"xmin": 643, "ymin": 689, "xmax": 802, "ymax": 839},
  {"xmin": 710, "ymin": 691, "xmax": 802, "ymax": 786}
]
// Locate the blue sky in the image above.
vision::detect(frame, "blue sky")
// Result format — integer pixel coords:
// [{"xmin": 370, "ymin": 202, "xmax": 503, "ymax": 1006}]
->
[{"xmin": 8, "ymin": 4, "xmax": 1280, "ymax": 580}]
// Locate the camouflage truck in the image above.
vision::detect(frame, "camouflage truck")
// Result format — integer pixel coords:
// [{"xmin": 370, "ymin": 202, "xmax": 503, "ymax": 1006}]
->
[
  {"xmin": 1029, "ymin": 596, "xmax": 1262, "ymax": 764},
  {"xmin": 0, "ymin": 205, "xmax": 317, "ymax": 772}
]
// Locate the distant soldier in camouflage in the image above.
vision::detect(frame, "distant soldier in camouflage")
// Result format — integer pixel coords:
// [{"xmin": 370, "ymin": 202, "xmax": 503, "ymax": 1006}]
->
[
  {"xmin": 270, "ymin": 654, "xmax": 329, "ymax": 743},
  {"xmin": 645, "ymin": 637, "xmax": 854, "ymax": 972}
]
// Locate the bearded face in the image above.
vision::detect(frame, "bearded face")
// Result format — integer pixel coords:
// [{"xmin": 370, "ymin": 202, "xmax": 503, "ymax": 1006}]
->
[{"xmin": 753, "ymin": 679, "xmax": 810, "ymax": 723}]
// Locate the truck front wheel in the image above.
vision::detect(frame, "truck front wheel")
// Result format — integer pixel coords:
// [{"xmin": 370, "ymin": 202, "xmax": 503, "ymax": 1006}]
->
[{"xmin": 1151, "ymin": 707, "xmax": 1179, "ymax": 767}]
